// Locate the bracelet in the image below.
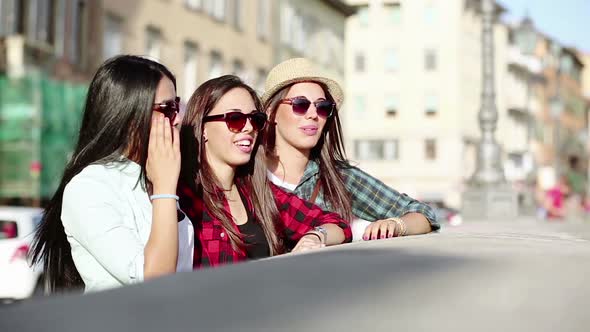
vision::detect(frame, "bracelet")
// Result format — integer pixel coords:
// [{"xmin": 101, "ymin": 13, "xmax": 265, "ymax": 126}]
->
[
  {"xmin": 149, "ymin": 194, "xmax": 179, "ymax": 201},
  {"xmin": 303, "ymin": 232, "xmax": 323, "ymax": 243},
  {"xmin": 387, "ymin": 217, "xmax": 407, "ymax": 237}
]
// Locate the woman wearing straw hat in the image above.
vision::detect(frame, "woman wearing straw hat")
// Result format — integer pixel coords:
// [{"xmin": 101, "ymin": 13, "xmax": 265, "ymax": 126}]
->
[
  {"xmin": 177, "ymin": 75, "xmax": 351, "ymax": 268},
  {"xmin": 262, "ymin": 58, "xmax": 439, "ymax": 241}
]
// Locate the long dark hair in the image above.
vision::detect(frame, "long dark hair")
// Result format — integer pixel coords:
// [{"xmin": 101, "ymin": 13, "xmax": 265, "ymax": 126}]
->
[
  {"xmin": 180, "ymin": 75, "xmax": 283, "ymax": 255},
  {"xmin": 263, "ymin": 82, "xmax": 353, "ymax": 221},
  {"xmin": 30, "ymin": 55, "xmax": 176, "ymax": 292}
]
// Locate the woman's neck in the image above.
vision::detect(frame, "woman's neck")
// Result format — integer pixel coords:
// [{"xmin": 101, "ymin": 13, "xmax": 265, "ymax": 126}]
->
[
  {"xmin": 269, "ymin": 143, "xmax": 311, "ymax": 185},
  {"xmin": 210, "ymin": 162, "xmax": 236, "ymax": 191}
]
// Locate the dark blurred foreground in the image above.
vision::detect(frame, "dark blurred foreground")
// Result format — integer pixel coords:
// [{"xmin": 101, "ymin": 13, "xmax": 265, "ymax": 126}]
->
[{"xmin": 1, "ymin": 218, "xmax": 590, "ymax": 332}]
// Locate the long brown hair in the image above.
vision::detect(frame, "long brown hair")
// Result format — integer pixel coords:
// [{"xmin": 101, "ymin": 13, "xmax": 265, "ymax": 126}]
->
[
  {"xmin": 263, "ymin": 82, "xmax": 353, "ymax": 221},
  {"xmin": 180, "ymin": 75, "xmax": 283, "ymax": 255}
]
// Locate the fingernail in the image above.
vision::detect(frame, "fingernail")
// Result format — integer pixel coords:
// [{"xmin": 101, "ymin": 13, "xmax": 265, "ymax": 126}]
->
[
  {"xmin": 380, "ymin": 234, "xmax": 385, "ymax": 239},
  {"xmin": 362, "ymin": 235, "xmax": 367, "ymax": 241}
]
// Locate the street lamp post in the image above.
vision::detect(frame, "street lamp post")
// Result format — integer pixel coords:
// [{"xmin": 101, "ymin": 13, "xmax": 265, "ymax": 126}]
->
[{"xmin": 461, "ymin": 0, "xmax": 518, "ymax": 220}]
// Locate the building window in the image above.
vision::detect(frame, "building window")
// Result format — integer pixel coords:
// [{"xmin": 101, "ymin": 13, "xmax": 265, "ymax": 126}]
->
[
  {"xmin": 292, "ymin": 10, "xmax": 305, "ymax": 52},
  {"xmin": 425, "ymin": 94, "xmax": 437, "ymax": 116},
  {"xmin": 70, "ymin": 0, "xmax": 88, "ymax": 66},
  {"xmin": 355, "ymin": 53, "xmax": 365, "ymax": 72},
  {"xmin": 0, "ymin": 0, "xmax": 25, "ymax": 36},
  {"xmin": 257, "ymin": 0, "xmax": 270, "ymax": 40},
  {"xmin": 183, "ymin": 42, "xmax": 198, "ymax": 101},
  {"xmin": 385, "ymin": 49, "xmax": 398, "ymax": 72},
  {"xmin": 255, "ymin": 68, "xmax": 266, "ymax": 93},
  {"xmin": 212, "ymin": 0, "xmax": 226, "ymax": 21},
  {"xmin": 280, "ymin": 4, "xmax": 294, "ymax": 45},
  {"xmin": 26, "ymin": 0, "xmax": 52, "ymax": 43},
  {"xmin": 356, "ymin": 140, "xmax": 383, "ymax": 160},
  {"xmin": 385, "ymin": 95, "xmax": 398, "ymax": 117},
  {"xmin": 425, "ymin": 49, "xmax": 437, "ymax": 71},
  {"xmin": 229, "ymin": 0, "xmax": 242, "ymax": 30},
  {"xmin": 357, "ymin": 5, "xmax": 368, "ymax": 27},
  {"xmin": 209, "ymin": 51, "xmax": 223, "ymax": 79},
  {"xmin": 355, "ymin": 95, "xmax": 366, "ymax": 113},
  {"xmin": 54, "ymin": 0, "xmax": 66, "ymax": 56},
  {"xmin": 232, "ymin": 59, "xmax": 245, "ymax": 79},
  {"xmin": 384, "ymin": 140, "xmax": 399, "ymax": 160},
  {"xmin": 385, "ymin": 3, "xmax": 401, "ymax": 25},
  {"xmin": 355, "ymin": 139, "xmax": 399, "ymax": 161},
  {"xmin": 425, "ymin": 139, "xmax": 437, "ymax": 160},
  {"xmin": 103, "ymin": 13, "xmax": 123, "ymax": 60},
  {"xmin": 424, "ymin": 3, "xmax": 437, "ymax": 25},
  {"xmin": 185, "ymin": 0, "xmax": 202, "ymax": 10},
  {"xmin": 145, "ymin": 26, "xmax": 162, "ymax": 61}
]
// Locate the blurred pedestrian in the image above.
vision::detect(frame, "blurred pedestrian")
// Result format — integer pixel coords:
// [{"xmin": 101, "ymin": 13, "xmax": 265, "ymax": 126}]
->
[
  {"xmin": 261, "ymin": 58, "xmax": 438, "ymax": 241},
  {"xmin": 544, "ymin": 175, "xmax": 571, "ymax": 220},
  {"xmin": 178, "ymin": 75, "xmax": 351, "ymax": 268},
  {"xmin": 30, "ymin": 55, "xmax": 193, "ymax": 293}
]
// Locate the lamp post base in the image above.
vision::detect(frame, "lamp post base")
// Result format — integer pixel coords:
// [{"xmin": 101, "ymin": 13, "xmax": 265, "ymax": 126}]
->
[{"xmin": 462, "ymin": 185, "xmax": 519, "ymax": 220}]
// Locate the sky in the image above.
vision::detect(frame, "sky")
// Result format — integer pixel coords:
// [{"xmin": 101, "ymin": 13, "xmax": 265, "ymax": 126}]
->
[{"xmin": 498, "ymin": 0, "xmax": 590, "ymax": 53}]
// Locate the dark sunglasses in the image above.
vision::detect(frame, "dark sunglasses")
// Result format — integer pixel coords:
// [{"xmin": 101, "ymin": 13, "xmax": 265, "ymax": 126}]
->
[
  {"xmin": 279, "ymin": 97, "xmax": 335, "ymax": 118},
  {"xmin": 153, "ymin": 97, "xmax": 180, "ymax": 123},
  {"xmin": 203, "ymin": 111, "xmax": 267, "ymax": 133}
]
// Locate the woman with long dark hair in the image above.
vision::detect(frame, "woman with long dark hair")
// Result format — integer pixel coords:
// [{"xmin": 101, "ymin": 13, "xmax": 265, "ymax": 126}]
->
[
  {"xmin": 178, "ymin": 75, "xmax": 351, "ymax": 267},
  {"xmin": 30, "ymin": 55, "xmax": 193, "ymax": 293},
  {"xmin": 262, "ymin": 58, "xmax": 439, "ymax": 241}
]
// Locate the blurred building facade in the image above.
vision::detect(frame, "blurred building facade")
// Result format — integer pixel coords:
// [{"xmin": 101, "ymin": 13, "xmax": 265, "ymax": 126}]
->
[
  {"xmin": 100, "ymin": 0, "xmax": 353, "ymax": 101},
  {"xmin": 344, "ymin": 0, "xmax": 588, "ymax": 209},
  {"xmin": 0, "ymin": 0, "xmax": 352, "ymax": 203},
  {"xmin": 101, "ymin": 0, "xmax": 275, "ymax": 102},
  {"xmin": 344, "ymin": 0, "xmax": 509, "ymax": 208},
  {"xmin": 503, "ymin": 19, "xmax": 545, "ymax": 189},
  {"xmin": 272, "ymin": 0, "xmax": 353, "ymax": 93},
  {"xmin": 0, "ymin": 0, "xmax": 101, "ymax": 204},
  {"xmin": 583, "ymin": 52, "xmax": 590, "ymax": 99},
  {"xmin": 0, "ymin": 0, "xmax": 101, "ymax": 80}
]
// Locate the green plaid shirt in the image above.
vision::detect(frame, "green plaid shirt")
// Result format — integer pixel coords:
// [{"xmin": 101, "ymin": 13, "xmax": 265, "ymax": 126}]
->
[{"xmin": 285, "ymin": 160, "xmax": 440, "ymax": 231}]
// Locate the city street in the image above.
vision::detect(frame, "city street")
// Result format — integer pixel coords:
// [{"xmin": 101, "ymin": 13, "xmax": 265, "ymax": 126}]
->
[{"xmin": 2, "ymin": 217, "xmax": 589, "ymax": 332}]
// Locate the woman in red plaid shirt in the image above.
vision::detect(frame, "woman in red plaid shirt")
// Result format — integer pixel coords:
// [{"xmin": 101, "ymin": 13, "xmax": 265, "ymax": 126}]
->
[{"xmin": 177, "ymin": 75, "xmax": 352, "ymax": 268}]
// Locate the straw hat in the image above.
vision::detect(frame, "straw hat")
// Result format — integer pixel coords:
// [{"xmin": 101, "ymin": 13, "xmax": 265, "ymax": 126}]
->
[{"xmin": 261, "ymin": 58, "xmax": 344, "ymax": 107}]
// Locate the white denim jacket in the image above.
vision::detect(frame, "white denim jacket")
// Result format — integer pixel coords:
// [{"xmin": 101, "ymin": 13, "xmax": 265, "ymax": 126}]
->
[{"xmin": 61, "ymin": 160, "xmax": 194, "ymax": 292}]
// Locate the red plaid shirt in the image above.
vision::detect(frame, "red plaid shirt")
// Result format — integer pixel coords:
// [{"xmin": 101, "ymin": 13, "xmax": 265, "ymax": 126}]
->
[{"xmin": 178, "ymin": 182, "xmax": 352, "ymax": 269}]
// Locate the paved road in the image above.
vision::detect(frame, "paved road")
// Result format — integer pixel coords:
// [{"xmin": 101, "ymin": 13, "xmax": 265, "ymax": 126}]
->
[{"xmin": 1, "ymin": 218, "xmax": 589, "ymax": 332}]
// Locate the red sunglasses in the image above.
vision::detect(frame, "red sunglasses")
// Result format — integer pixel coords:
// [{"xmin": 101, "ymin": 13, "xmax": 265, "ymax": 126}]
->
[
  {"xmin": 153, "ymin": 97, "xmax": 180, "ymax": 123},
  {"xmin": 203, "ymin": 111, "xmax": 267, "ymax": 133},
  {"xmin": 279, "ymin": 97, "xmax": 335, "ymax": 118}
]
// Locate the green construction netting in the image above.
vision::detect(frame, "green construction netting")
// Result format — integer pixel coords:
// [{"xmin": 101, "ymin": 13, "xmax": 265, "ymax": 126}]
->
[{"xmin": 0, "ymin": 74, "xmax": 87, "ymax": 199}]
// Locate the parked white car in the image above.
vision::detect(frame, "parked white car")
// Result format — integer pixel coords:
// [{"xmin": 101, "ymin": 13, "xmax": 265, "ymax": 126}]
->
[{"xmin": 0, "ymin": 206, "xmax": 44, "ymax": 301}]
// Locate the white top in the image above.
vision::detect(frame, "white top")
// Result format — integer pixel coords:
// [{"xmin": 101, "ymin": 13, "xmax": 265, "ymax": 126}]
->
[
  {"xmin": 61, "ymin": 160, "xmax": 194, "ymax": 292},
  {"xmin": 267, "ymin": 171, "xmax": 297, "ymax": 191}
]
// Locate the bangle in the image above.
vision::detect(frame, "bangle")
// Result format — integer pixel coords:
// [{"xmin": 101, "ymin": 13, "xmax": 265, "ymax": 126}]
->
[
  {"xmin": 149, "ymin": 194, "xmax": 179, "ymax": 201},
  {"xmin": 396, "ymin": 219, "xmax": 407, "ymax": 237},
  {"xmin": 387, "ymin": 217, "xmax": 407, "ymax": 237},
  {"xmin": 303, "ymin": 232, "xmax": 323, "ymax": 243}
]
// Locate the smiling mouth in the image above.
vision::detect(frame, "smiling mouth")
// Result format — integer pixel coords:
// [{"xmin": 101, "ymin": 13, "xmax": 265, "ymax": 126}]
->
[{"xmin": 234, "ymin": 139, "xmax": 252, "ymax": 147}]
